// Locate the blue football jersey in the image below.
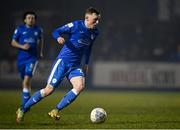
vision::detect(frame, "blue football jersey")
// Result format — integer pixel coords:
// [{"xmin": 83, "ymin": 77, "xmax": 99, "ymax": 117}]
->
[
  {"xmin": 12, "ymin": 24, "xmax": 42, "ymax": 63},
  {"xmin": 52, "ymin": 20, "xmax": 99, "ymax": 67}
]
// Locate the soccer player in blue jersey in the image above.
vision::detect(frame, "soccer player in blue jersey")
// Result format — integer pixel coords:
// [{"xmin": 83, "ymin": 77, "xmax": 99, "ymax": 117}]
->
[
  {"xmin": 16, "ymin": 7, "xmax": 100, "ymax": 123},
  {"xmin": 11, "ymin": 11, "xmax": 43, "ymax": 113}
]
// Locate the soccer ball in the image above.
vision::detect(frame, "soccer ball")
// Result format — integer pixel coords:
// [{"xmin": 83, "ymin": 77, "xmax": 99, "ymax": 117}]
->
[{"xmin": 90, "ymin": 108, "xmax": 107, "ymax": 123}]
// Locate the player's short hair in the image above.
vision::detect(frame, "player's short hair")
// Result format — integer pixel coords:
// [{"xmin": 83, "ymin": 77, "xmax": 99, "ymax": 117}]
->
[
  {"xmin": 85, "ymin": 7, "xmax": 100, "ymax": 16},
  {"xmin": 23, "ymin": 11, "xmax": 37, "ymax": 20}
]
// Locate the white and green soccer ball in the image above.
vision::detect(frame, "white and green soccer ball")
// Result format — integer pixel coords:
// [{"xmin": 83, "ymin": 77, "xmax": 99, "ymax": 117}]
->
[{"xmin": 90, "ymin": 108, "xmax": 107, "ymax": 123}]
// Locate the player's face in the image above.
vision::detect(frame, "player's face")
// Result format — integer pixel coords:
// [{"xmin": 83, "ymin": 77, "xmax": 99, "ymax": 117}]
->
[
  {"xmin": 85, "ymin": 13, "xmax": 100, "ymax": 29},
  {"xmin": 24, "ymin": 14, "xmax": 36, "ymax": 27}
]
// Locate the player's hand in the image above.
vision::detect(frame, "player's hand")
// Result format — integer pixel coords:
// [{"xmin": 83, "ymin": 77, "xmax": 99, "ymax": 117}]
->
[
  {"xmin": 21, "ymin": 43, "xmax": 30, "ymax": 50},
  {"xmin": 57, "ymin": 37, "xmax": 65, "ymax": 45}
]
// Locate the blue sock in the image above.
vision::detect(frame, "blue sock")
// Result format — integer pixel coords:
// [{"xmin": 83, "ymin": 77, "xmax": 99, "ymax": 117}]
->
[
  {"xmin": 22, "ymin": 89, "xmax": 45, "ymax": 112},
  {"xmin": 22, "ymin": 92, "xmax": 30, "ymax": 108},
  {"xmin": 21, "ymin": 88, "xmax": 30, "ymax": 108},
  {"xmin": 56, "ymin": 89, "xmax": 78, "ymax": 111}
]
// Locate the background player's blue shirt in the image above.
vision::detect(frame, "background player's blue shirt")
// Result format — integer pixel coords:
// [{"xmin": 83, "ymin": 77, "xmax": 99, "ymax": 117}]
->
[
  {"xmin": 52, "ymin": 20, "xmax": 99, "ymax": 67},
  {"xmin": 12, "ymin": 24, "xmax": 42, "ymax": 64}
]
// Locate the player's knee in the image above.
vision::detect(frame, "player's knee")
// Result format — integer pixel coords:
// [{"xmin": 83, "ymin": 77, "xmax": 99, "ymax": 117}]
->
[
  {"xmin": 43, "ymin": 85, "xmax": 54, "ymax": 96},
  {"xmin": 74, "ymin": 83, "xmax": 85, "ymax": 93}
]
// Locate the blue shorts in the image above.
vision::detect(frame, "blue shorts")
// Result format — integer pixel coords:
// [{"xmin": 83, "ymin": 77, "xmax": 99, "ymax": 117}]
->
[
  {"xmin": 17, "ymin": 60, "xmax": 38, "ymax": 79},
  {"xmin": 47, "ymin": 59, "xmax": 84, "ymax": 88}
]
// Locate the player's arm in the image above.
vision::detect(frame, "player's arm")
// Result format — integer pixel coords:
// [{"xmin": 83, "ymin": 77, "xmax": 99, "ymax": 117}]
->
[
  {"xmin": 11, "ymin": 40, "xmax": 30, "ymax": 50},
  {"xmin": 83, "ymin": 44, "xmax": 93, "ymax": 76},
  {"xmin": 52, "ymin": 22, "xmax": 74, "ymax": 45},
  {"xmin": 11, "ymin": 27, "xmax": 30, "ymax": 50},
  {"xmin": 83, "ymin": 32, "xmax": 99, "ymax": 76}
]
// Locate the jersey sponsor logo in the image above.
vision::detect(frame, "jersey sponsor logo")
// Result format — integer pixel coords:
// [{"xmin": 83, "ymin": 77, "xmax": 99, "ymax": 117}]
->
[
  {"xmin": 24, "ymin": 38, "xmax": 36, "ymax": 43},
  {"xmin": 78, "ymin": 39, "xmax": 90, "ymax": 45}
]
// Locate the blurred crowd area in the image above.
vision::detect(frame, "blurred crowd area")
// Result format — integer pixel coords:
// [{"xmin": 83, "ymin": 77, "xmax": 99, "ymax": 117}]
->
[{"xmin": 95, "ymin": 20, "xmax": 180, "ymax": 62}]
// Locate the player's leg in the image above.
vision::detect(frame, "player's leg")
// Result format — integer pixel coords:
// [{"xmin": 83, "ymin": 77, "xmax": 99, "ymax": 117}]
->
[
  {"xmin": 16, "ymin": 59, "xmax": 65, "ymax": 123},
  {"xmin": 16, "ymin": 84, "xmax": 54, "ymax": 123},
  {"xmin": 21, "ymin": 61, "xmax": 38, "ymax": 107},
  {"xmin": 48, "ymin": 68, "xmax": 85, "ymax": 120},
  {"xmin": 22, "ymin": 85, "xmax": 54, "ymax": 112},
  {"xmin": 21, "ymin": 76, "xmax": 31, "ymax": 108},
  {"xmin": 17, "ymin": 63, "xmax": 30, "ymax": 108},
  {"xmin": 56, "ymin": 76, "xmax": 85, "ymax": 110}
]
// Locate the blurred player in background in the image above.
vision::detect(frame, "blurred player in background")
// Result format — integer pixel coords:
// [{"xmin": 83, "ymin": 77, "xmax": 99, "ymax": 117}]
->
[
  {"xmin": 16, "ymin": 7, "xmax": 100, "ymax": 123},
  {"xmin": 11, "ymin": 11, "xmax": 43, "ymax": 111}
]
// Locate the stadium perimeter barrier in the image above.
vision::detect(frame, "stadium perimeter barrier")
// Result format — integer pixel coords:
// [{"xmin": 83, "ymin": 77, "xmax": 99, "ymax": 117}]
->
[{"xmin": 1, "ymin": 60, "xmax": 180, "ymax": 90}]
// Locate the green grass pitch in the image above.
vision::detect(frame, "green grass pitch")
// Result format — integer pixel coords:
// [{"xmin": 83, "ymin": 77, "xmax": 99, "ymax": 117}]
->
[{"xmin": 0, "ymin": 90, "xmax": 180, "ymax": 129}]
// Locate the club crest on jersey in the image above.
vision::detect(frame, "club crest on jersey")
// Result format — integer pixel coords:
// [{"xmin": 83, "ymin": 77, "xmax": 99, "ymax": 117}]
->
[{"xmin": 52, "ymin": 78, "xmax": 57, "ymax": 83}]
